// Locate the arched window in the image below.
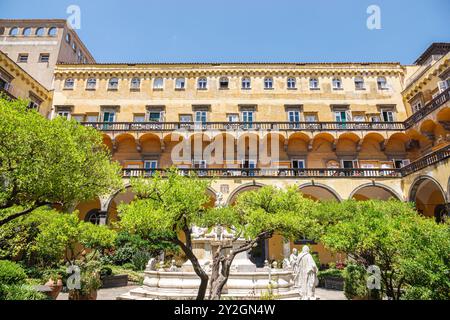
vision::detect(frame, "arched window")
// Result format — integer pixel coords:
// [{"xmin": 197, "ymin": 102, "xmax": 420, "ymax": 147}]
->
[
  {"xmin": 354, "ymin": 77, "xmax": 365, "ymax": 90},
  {"xmin": 309, "ymin": 78, "xmax": 319, "ymax": 89},
  {"xmin": 197, "ymin": 77, "xmax": 207, "ymax": 89},
  {"xmin": 287, "ymin": 77, "xmax": 296, "ymax": 89},
  {"xmin": 242, "ymin": 77, "xmax": 251, "ymax": 89},
  {"xmin": 0, "ymin": 27, "xmax": 5, "ymax": 35},
  {"xmin": 22, "ymin": 27, "xmax": 32, "ymax": 36},
  {"xmin": 377, "ymin": 77, "xmax": 387, "ymax": 90},
  {"xmin": 85, "ymin": 209, "xmax": 102, "ymax": 225},
  {"xmin": 35, "ymin": 27, "xmax": 45, "ymax": 36},
  {"xmin": 264, "ymin": 77, "xmax": 273, "ymax": 89},
  {"xmin": 108, "ymin": 78, "xmax": 119, "ymax": 90},
  {"xmin": 65, "ymin": 33, "xmax": 71, "ymax": 43},
  {"xmin": 86, "ymin": 78, "xmax": 97, "ymax": 90},
  {"xmin": 332, "ymin": 77, "xmax": 342, "ymax": 89},
  {"xmin": 153, "ymin": 77, "xmax": 164, "ymax": 89},
  {"xmin": 72, "ymin": 42, "xmax": 77, "ymax": 52},
  {"xmin": 64, "ymin": 78, "xmax": 75, "ymax": 89},
  {"xmin": 48, "ymin": 27, "xmax": 57, "ymax": 37},
  {"xmin": 175, "ymin": 77, "xmax": 186, "ymax": 89},
  {"xmin": 130, "ymin": 77, "xmax": 141, "ymax": 89},
  {"xmin": 219, "ymin": 77, "xmax": 229, "ymax": 89},
  {"xmin": 9, "ymin": 27, "xmax": 19, "ymax": 36}
]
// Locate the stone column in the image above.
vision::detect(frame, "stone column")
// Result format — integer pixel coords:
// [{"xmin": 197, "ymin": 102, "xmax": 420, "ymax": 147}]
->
[{"xmin": 98, "ymin": 211, "xmax": 108, "ymax": 225}]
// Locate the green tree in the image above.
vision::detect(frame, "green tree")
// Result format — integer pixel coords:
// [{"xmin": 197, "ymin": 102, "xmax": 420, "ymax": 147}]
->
[
  {"xmin": 0, "ymin": 97, "xmax": 122, "ymax": 226},
  {"xmin": 199, "ymin": 186, "xmax": 318, "ymax": 300},
  {"xmin": 321, "ymin": 199, "xmax": 450, "ymax": 300},
  {"xmin": 35, "ymin": 213, "xmax": 117, "ymax": 265},
  {"xmin": 118, "ymin": 169, "xmax": 212, "ymax": 300}
]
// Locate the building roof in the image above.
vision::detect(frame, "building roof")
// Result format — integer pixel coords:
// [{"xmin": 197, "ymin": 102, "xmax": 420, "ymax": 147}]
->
[{"xmin": 414, "ymin": 42, "xmax": 450, "ymax": 65}]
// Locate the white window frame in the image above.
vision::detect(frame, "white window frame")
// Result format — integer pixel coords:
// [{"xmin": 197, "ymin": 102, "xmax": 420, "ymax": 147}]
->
[
  {"xmin": 332, "ymin": 77, "xmax": 342, "ymax": 90},
  {"xmin": 144, "ymin": 160, "xmax": 158, "ymax": 169},
  {"xmin": 197, "ymin": 77, "xmax": 208, "ymax": 90},
  {"xmin": 334, "ymin": 110, "xmax": 351, "ymax": 122},
  {"xmin": 175, "ymin": 78, "xmax": 186, "ymax": 89},
  {"xmin": 64, "ymin": 78, "xmax": 75, "ymax": 89},
  {"xmin": 195, "ymin": 110, "xmax": 207, "ymax": 123},
  {"xmin": 377, "ymin": 77, "xmax": 388, "ymax": 90},
  {"xmin": 354, "ymin": 77, "xmax": 365, "ymax": 90},
  {"xmin": 219, "ymin": 77, "xmax": 229, "ymax": 89},
  {"xmin": 264, "ymin": 77, "xmax": 273, "ymax": 89},
  {"xmin": 102, "ymin": 110, "xmax": 116, "ymax": 123},
  {"xmin": 242, "ymin": 110, "xmax": 254, "ymax": 122},
  {"xmin": 241, "ymin": 77, "xmax": 251, "ymax": 89},
  {"xmin": 287, "ymin": 77, "xmax": 296, "ymax": 89},
  {"xmin": 309, "ymin": 78, "xmax": 319, "ymax": 89},
  {"xmin": 180, "ymin": 114, "xmax": 193, "ymax": 122},
  {"xmin": 148, "ymin": 111, "xmax": 163, "ymax": 122},
  {"xmin": 86, "ymin": 78, "xmax": 97, "ymax": 90},
  {"xmin": 130, "ymin": 77, "xmax": 141, "ymax": 90},
  {"xmin": 153, "ymin": 77, "xmax": 164, "ymax": 90},
  {"xmin": 108, "ymin": 78, "xmax": 119, "ymax": 90},
  {"xmin": 288, "ymin": 110, "xmax": 301, "ymax": 122},
  {"xmin": 133, "ymin": 114, "xmax": 146, "ymax": 123},
  {"xmin": 291, "ymin": 159, "xmax": 305, "ymax": 169},
  {"xmin": 305, "ymin": 114, "xmax": 317, "ymax": 122},
  {"xmin": 381, "ymin": 109, "xmax": 395, "ymax": 122},
  {"xmin": 57, "ymin": 110, "xmax": 71, "ymax": 120},
  {"xmin": 341, "ymin": 159, "xmax": 359, "ymax": 169},
  {"xmin": 227, "ymin": 114, "xmax": 239, "ymax": 122}
]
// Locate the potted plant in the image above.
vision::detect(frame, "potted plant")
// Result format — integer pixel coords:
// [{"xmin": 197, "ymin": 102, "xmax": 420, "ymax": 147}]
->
[
  {"xmin": 68, "ymin": 269, "xmax": 102, "ymax": 300},
  {"xmin": 43, "ymin": 270, "xmax": 63, "ymax": 300}
]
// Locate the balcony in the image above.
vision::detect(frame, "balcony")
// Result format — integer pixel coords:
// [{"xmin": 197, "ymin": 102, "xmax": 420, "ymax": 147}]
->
[
  {"xmin": 82, "ymin": 121, "xmax": 406, "ymax": 133},
  {"xmin": 404, "ymin": 87, "xmax": 450, "ymax": 128},
  {"xmin": 121, "ymin": 144, "xmax": 450, "ymax": 179}
]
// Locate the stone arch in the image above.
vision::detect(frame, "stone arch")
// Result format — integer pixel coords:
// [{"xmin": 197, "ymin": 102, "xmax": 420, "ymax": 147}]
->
[
  {"xmin": 298, "ymin": 183, "xmax": 342, "ymax": 202},
  {"xmin": 226, "ymin": 182, "xmax": 265, "ymax": 205},
  {"xmin": 349, "ymin": 183, "xmax": 403, "ymax": 201},
  {"xmin": 409, "ymin": 176, "xmax": 447, "ymax": 220},
  {"xmin": 105, "ymin": 184, "xmax": 136, "ymax": 223}
]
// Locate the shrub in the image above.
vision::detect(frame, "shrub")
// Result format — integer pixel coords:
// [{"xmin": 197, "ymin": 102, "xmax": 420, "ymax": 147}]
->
[
  {"xmin": 1, "ymin": 284, "xmax": 48, "ymax": 300},
  {"xmin": 0, "ymin": 260, "xmax": 27, "ymax": 285},
  {"xmin": 131, "ymin": 250, "xmax": 152, "ymax": 271},
  {"xmin": 318, "ymin": 268, "xmax": 343, "ymax": 280},
  {"xmin": 343, "ymin": 264, "xmax": 368, "ymax": 300}
]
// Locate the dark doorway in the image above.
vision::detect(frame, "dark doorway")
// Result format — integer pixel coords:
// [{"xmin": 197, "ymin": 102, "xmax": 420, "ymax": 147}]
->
[{"xmin": 249, "ymin": 239, "xmax": 267, "ymax": 267}]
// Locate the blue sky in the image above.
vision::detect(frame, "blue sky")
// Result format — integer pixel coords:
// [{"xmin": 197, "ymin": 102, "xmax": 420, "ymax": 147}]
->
[{"xmin": 1, "ymin": 0, "xmax": 449, "ymax": 64}]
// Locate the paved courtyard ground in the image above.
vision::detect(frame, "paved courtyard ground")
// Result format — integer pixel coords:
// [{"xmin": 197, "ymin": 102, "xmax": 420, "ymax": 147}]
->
[{"xmin": 57, "ymin": 285, "xmax": 346, "ymax": 300}]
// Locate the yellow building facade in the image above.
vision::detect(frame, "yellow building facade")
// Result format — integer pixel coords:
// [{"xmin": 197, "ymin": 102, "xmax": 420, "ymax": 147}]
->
[{"xmin": 49, "ymin": 43, "xmax": 450, "ymax": 265}]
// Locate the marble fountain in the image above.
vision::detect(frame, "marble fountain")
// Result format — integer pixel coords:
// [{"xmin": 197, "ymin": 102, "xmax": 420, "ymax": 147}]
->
[{"xmin": 119, "ymin": 226, "xmax": 299, "ymax": 300}]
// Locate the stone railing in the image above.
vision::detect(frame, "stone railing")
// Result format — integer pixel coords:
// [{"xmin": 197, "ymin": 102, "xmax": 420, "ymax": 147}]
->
[
  {"xmin": 122, "ymin": 145, "xmax": 450, "ymax": 179},
  {"xmin": 82, "ymin": 121, "xmax": 405, "ymax": 133},
  {"xmin": 404, "ymin": 87, "xmax": 450, "ymax": 128}
]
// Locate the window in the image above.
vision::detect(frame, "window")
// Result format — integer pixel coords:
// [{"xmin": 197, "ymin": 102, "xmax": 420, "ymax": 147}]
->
[
  {"xmin": 354, "ymin": 77, "xmax": 365, "ymax": 90},
  {"xmin": 18, "ymin": 54, "xmax": 28, "ymax": 63},
  {"xmin": 9, "ymin": 27, "xmax": 19, "ymax": 36},
  {"xmin": 39, "ymin": 53, "xmax": 50, "ymax": 63},
  {"xmin": 241, "ymin": 77, "xmax": 251, "ymax": 89},
  {"xmin": 305, "ymin": 114, "xmax": 317, "ymax": 122},
  {"xmin": 309, "ymin": 78, "xmax": 319, "ymax": 89},
  {"xmin": 35, "ymin": 27, "xmax": 45, "ymax": 36},
  {"xmin": 393, "ymin": 159, "xmax": 410, "ymax": 169},
  {"xmin": 102, "ymin": 111, "xmax": 115, "ymax": 122},
  {"xmin": 180, "ymin": 114, "xmax": 192, "ymax": 122},
  {"xmin": 48, "ymin": 27, "xmax": 57, "ymax": 36},
  {"xmin": 175, "ymin": 78, "xmax": 186, "ymax": 89},
  {"xmin": 241, "ymin": 160, "xmax": 257, "ymax": 176},
  {"xmin": 335, "ymin": 110, "xmax": 350, "ymax": 122},
  {"xmin": 242, "ymin": 110, "xmax": 254, "ymax": 122},
  {"xmin": 377, "ymin": 77, "xmax": 388, "ymax": 90},
  {"xmin": 219, "ymin": 77, "xmax": 229, "ymax": 89},
  {"xmin": 193, "ymin": 160, "xmax": 207, "ymax": 169},
  {"xmin": 86, "ymin": 78, "xmax": 97, "ymax": 90},
  {"xmin": 264, "ymin": 77, "xmax": 273, "ymax": 89},
  {"xmin": 72, "ymin": 42, "xmax": 77, "ymax": 52},
  {"xmin": 332, "ymin": 78, "xmax": 342, "ymax": 90},
  {"xmin": 65, "ymin": 33, "xmax": 71, "ymax": 43},
  {"xmin": 197, "ymin": 77, "xmax": 207, "ymax": 89},
  {"xmin": 149, "ymin": 112, "xmax": 162, "ymax": 122},
  {"xmin": 412, "ymin": 100, "xmax": 423, "ymax": 113},
  {"xmin": 133, "ymin": 114, "xmax": 145, "ymax": 122},
  {"xmin": 288, "ymin": 110, "xmax": 300, "ymax": 122},
  {"xmin": 287, "ymin": 77, "xmax": 296, "ymax": 89},
  {"xmin": 108, "ymin": 78, "xmax": 119, "ymax": 90},
  {"xmin": 130, "ymin": 78, "xmax": 141, "ymax": 90},
  {"xmin": 22, "ymin": 27, "xmax": 31, "ymax": 36},
  {"xmin": 86, "ymin": 115, "xmax": 98, "ymax": 123},
  {"xmin": 27, "ymin": 101, "xmax": 40, "ymax": 110},
  {"xmin": 64, "ymin": 78, "xmax": 75, "ymax": 89},
  {"xmin": 292, "ymin": 159, "xmax": 305, "ymax": 169},
  {"xmin": 342, "ymin": 160, "xmax": 358, "ymax": 169},
  {"xmin": 195, "ymin": 111, "xmax": 207, "ymax": 123},
  {"xmin": 144, "ymin": 160, "xmax": 158, "ymax": 170},
  {"xmin": 227, "ymin": 114, "xmax": 239, "ymax": 122},
  {"xmin": 153, "ymin": 77, "xmax": 164, "ymax": 90},
  {"xmin": 72, "ymin": 115, "xmax": 85, "ymax": 122},
  {"xmin": 353, "ymin": 115, "xmax": 366, "ymax": 122},
  {"xmin": 0, "ymin": 77, "xmax": 10, "ymax": 91},
  {"xmin": 438, "ymin": 79, "xmax": 449, "ymax": 93},
  {"xmin": 57, "ymin": 110, "xmax": 71, "ymax": 119},
  {"xmin": 0, "ymin": 27, "xmax": 5, "ymax": 35},
  {"xmin": 381, "ymin": 109, "xmax": 394, "ymax": 122}
]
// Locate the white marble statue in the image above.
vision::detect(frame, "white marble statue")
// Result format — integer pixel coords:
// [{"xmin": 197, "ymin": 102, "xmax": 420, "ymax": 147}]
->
[
  {"xmin": 289, "ymin": 248, "xmax": 299, "ymax": 275},
  {"xmin": 215, "ymin": 191, "xmax": 224, "ymax": 207},
  {"xmin": 191, "ymin": 225, "xmax": 208, "ymax": 239},
  {"xmin": 294, "ymin": 246, "xmax": 319, "ymax": 300},
  {"xmin": 205, "ymin": 225, "xmax": 234, "ymax": 240}
]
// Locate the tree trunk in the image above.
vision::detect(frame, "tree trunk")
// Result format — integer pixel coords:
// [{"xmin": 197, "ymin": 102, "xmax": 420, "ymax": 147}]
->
[
  {"xmin": 173, "ymin": 237, "xmax": 209, "ymax": 300},
  {"xmin": 0, "ymin": 203, "xmax": 49, "ymax": 227}
]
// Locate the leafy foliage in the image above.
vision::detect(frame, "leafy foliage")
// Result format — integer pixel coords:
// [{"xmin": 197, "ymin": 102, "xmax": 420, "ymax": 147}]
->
[
  {"xmin": 0, "ymin": 97, "xmax": 122, "ymax": 225},
  {"xmin": 0, "ymin": 260, "xmax": 27, "ymax": 285},
  {"xmin": 34, "ymin": 213, "xmax": 116, "ymax": 265}
]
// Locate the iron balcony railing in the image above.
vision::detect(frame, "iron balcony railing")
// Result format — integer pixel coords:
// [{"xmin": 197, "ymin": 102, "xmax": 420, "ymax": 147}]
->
[
  {"xmin": 122, "ymin": 145, "xmax": 450, "ymax": 179},
  {"xmin": 82, "ymin": 121, "xmax": 406, "ymax": 132},
  {"xmin": 404, "ymin": 87, "xmax": 450, "ymax": 129}
]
